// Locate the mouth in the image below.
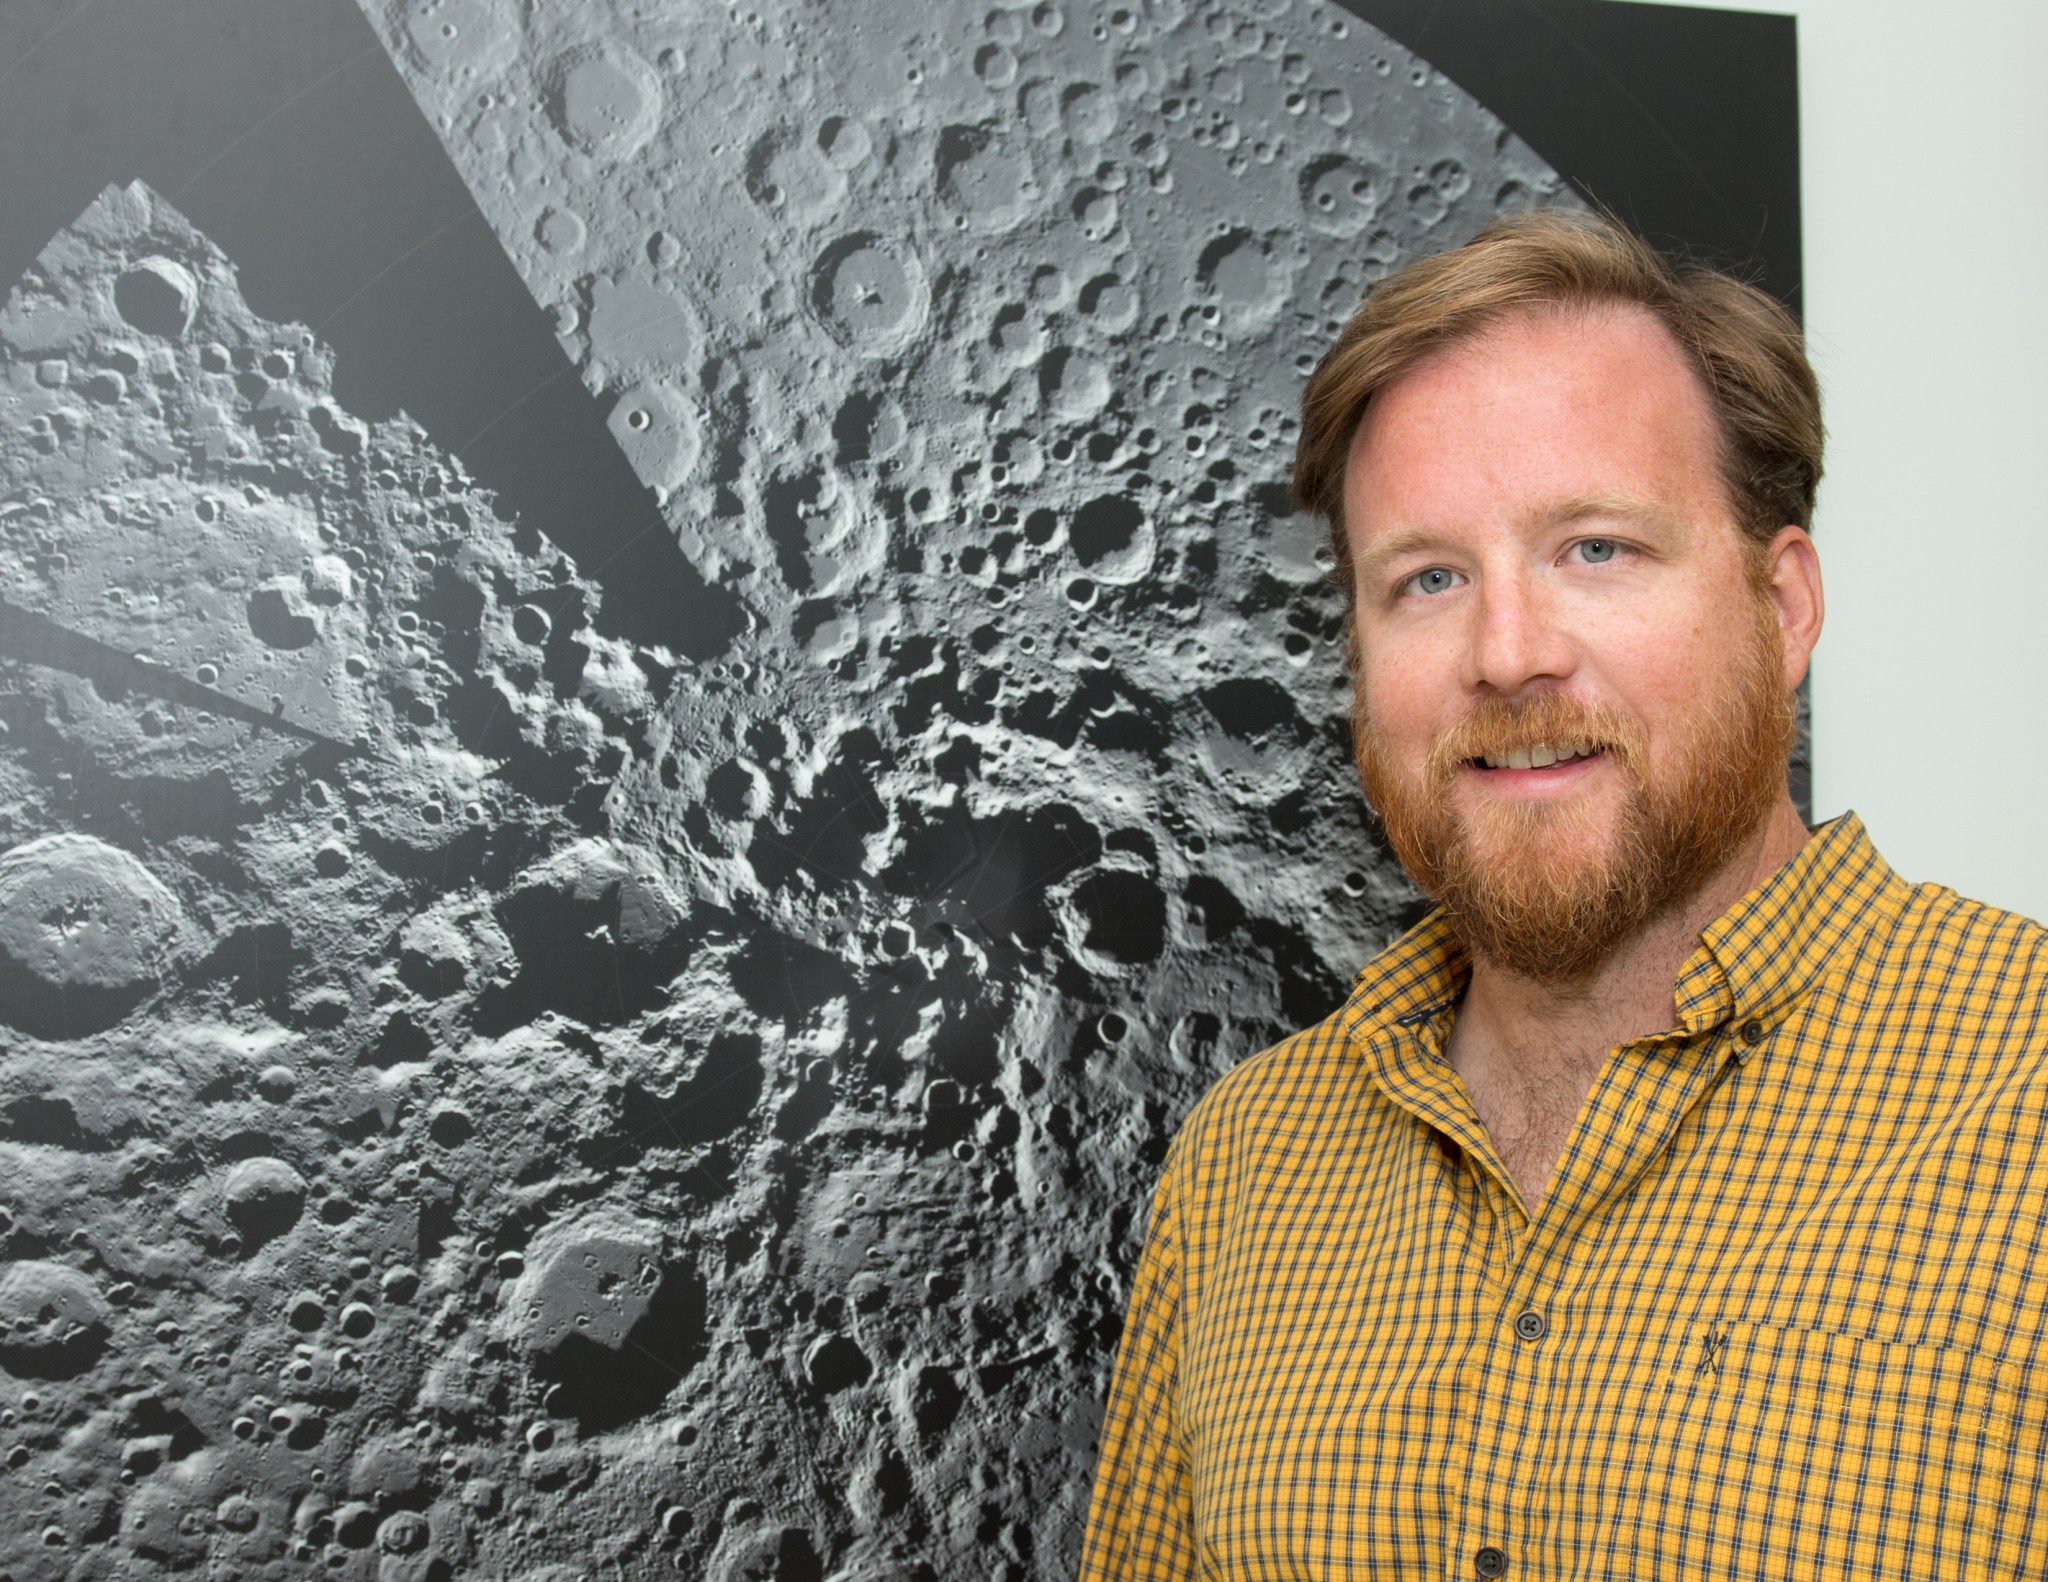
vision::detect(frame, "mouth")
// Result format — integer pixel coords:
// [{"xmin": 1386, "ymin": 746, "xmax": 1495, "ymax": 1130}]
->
[{"xmin": 1467, "ymin": 739, "xmax": 1606, "ymax": 773}]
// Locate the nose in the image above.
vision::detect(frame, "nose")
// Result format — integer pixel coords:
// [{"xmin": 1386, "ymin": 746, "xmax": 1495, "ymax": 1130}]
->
[{"xmin": 1462, "ymin": 570, "xmax": 1575, "ymax": 696}]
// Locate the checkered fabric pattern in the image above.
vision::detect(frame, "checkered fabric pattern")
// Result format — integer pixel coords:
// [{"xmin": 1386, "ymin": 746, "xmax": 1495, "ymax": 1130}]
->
[{"xmin": 1079, "ymin": 813, "xmax": 2048, "ymax": 1580}]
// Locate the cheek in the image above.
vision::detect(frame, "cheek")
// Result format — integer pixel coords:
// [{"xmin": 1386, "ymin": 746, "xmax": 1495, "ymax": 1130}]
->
[
  {"xmin": 1578, "ymin": 603, "xmax": 1738, "ymax": 747},
  {"xmin": 1355, "ymin": 623, "xmax": 1459, "ymax": 741},
  {"xmin": 1355, "ymin": 654, "xmax": 1438, "ymax": 747}
]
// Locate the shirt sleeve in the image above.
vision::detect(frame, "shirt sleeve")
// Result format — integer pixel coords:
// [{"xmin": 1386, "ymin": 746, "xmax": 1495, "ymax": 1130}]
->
[{"xmin": 1077, "ymin": 1152, "xmax": 1196, "ymax": 1580}]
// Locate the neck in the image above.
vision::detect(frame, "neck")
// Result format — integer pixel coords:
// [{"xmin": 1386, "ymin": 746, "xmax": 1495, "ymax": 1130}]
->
[{"xmin": 1457, "ymin": 791, "xmax": 1813, "ymax": 1072}]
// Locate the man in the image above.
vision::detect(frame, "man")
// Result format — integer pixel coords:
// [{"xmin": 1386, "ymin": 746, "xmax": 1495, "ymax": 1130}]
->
[{"xmin": 1078, "ymin": 209, "xmax": 2048, "ymax": 1579}]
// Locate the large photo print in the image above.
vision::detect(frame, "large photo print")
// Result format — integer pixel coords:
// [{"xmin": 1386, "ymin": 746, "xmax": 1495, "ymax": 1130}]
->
[{"xmin": 0, "ymin": 0, "xmax": 1792, "ymax": 1575}]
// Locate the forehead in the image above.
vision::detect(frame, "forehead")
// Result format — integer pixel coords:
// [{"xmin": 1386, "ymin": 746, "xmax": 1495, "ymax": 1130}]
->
[{"xmin": 1343, "ymin": 303, "xmax": 1730, "ymax": 539}]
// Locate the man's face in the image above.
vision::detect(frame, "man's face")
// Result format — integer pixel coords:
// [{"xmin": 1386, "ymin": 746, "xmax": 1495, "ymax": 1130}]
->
[{"xmin": 1343, "ymin": 303, "xmax": 1800, "ymax": 982}]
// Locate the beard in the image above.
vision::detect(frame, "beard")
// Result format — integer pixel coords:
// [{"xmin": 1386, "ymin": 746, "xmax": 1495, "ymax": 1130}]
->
[{"xmin": 1352, "ymin": 589, "xmax": 1796, "ymax": 986}]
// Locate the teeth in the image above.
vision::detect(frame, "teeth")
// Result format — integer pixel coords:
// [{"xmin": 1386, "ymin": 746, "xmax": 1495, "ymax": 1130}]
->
[{"xmin": 1479, "ymin": 739, "xmax": 1603, "ymax": 770}]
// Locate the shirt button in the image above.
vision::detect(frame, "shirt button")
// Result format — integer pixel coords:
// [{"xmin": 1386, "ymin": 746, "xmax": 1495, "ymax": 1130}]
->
[
  {"xmin": 1740, "ymin": 1019, "xmax": 1766, "ymax": 1045},
  {"xmin": 1513, "ymin": 1309, "xmax": 1547, "ymax": 1342},
  {"xmin": 1475, "ymin": 1545, "xmax": 1508, "ymax": 1577}
]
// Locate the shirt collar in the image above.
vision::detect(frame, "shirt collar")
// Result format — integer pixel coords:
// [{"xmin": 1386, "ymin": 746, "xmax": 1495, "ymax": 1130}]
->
[
  {"xmin": 1340, "ymin": 811, "xmax": 1901, "ymax": 1051},
  {"xmin": 1673, "ymin": 810, "xmax": 1903, "ymax": 1042},
  {"xmin": 1339, "ymin": 909, "xmax": 1469, "ymax": 1044}
]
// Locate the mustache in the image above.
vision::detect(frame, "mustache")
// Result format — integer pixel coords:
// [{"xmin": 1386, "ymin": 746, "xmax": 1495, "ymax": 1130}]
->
[{"xmin": 1422, "ymin": 692, "xmax": 1647, "ymax": 788}]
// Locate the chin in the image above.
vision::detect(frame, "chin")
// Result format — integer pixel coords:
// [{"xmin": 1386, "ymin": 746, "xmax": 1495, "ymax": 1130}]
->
[
  {"xmin": 1458, "ymin": 780, "xmax": 1619, "ymax": 841},
  {"xmin": 1452, "ymin": 797, "xmax": 1622, "ymax": 888}
]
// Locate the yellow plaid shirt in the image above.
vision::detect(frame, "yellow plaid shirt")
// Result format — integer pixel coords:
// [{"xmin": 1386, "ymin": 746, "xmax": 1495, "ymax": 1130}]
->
[{"xmin": 1080, "ymin": 813, "xmax": 2048, "ymax": 1580}]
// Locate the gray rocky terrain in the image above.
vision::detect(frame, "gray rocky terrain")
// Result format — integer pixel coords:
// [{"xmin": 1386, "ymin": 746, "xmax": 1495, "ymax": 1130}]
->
[{"xmin": 0, "ymin": 0, "xmax": 1566, "ymax": 1575}]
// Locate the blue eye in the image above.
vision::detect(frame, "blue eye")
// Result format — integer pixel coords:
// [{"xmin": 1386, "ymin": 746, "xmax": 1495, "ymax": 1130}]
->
[
  {"xmin": 1576, "ymin": 538, "xmax": 1618, "ymax": 564},
  {"xmin": 1410, "ymin": 567, "xmax": 1459, "ymax": 596}
]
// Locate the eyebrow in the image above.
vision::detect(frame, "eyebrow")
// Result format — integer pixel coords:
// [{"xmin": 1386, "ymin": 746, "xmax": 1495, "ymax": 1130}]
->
[
  {"xmin": 1351, "ymin": 527, "xmax": 1457, "ymax": 582},
  {"xmin": 1350, "ymin": 492, "xmax": 1691, "ymax": 581},
  {"xmin": 1534, "ymin": 491, "xmax": 1691, "ymax": 537}
]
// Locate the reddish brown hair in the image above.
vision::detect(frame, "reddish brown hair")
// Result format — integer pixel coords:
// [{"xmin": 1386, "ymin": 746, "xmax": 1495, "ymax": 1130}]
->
[{"xmin": 1292, "ymin": 208, "xmax": 1823, "ymax": 605}]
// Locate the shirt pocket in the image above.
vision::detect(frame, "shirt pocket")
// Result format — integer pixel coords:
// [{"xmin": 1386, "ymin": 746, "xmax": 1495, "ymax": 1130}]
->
[{"xmin": 1622, "ymin": 1320, "xmax": 2017, "ymax": 1582}]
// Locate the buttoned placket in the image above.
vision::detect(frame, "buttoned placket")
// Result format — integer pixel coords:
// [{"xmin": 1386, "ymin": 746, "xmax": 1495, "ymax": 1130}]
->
[{"xmin": 1363, "ymin": 993, "xmax": 1774, "ymax": 1582}]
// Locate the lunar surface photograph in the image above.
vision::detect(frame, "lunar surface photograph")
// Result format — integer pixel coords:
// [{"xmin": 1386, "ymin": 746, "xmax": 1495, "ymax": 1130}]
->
[{"xmin": 0, "ymin": 0, "xmax": 1604, "ymax": 1575}]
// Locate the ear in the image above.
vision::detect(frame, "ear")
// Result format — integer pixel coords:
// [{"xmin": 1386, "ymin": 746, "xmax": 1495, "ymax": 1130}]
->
[{"xmin": 1761, "ymin": 525, "xmax": 1824, "ymax": 688}]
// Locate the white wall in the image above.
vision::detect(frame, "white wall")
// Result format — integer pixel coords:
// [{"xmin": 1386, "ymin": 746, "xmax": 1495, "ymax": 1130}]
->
[{"xmin": 1612, "ymin": 0, "xmax": 2048, "ymax": 921}]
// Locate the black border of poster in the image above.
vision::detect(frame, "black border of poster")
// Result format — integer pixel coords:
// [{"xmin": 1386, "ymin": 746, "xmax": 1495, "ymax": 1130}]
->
[{"xmin": 1340, "ymin": 0, "xmax": 1803, "ymax": 317}]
